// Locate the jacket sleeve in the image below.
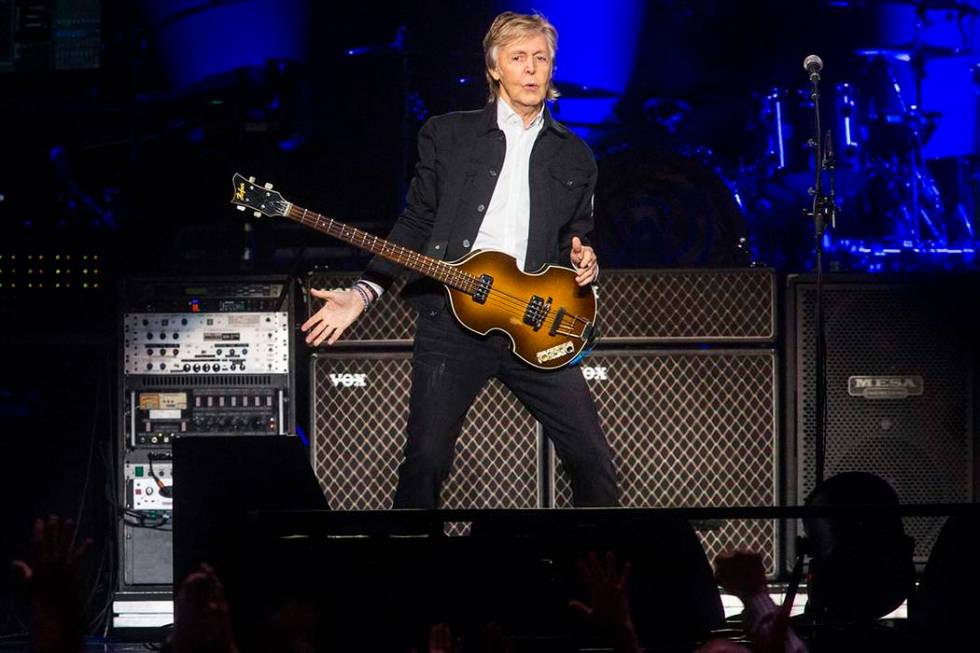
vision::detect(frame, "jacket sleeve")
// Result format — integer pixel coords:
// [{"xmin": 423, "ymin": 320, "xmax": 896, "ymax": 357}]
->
[
  {"xmin": 557, "ymin": 157, "xmax": 597, "ymax": 265},
  {"xmin": 361, "ymin": 117, "xmax": 441, "ymax": 291}
]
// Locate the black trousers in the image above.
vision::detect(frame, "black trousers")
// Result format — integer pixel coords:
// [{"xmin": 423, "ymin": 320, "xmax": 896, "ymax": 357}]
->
[{"xmin": 392, "ymin": 308, "xmax": 619, "ymax": 508}]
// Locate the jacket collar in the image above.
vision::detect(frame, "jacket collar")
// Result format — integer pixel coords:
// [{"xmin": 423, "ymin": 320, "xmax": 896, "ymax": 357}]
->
[{"xmin": 479, "ymin": 99, "xmax": 569, "ymax": 138}]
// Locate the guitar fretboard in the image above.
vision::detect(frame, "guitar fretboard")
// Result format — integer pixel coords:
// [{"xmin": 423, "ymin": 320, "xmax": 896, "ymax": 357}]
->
[{"xmin": 285, "ymin": 204, "xmax": 478, "ymax": 292}]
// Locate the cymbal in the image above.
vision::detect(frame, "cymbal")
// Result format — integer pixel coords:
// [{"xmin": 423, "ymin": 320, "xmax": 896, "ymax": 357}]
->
[
  {"xmin": 887, "ymin": 0, "xmax": 978, "ymax": 14},
  {"xmin": 553, "ymin": 80, "xmax": 621, "ymax": 99},
  {"xmin": 855, "ymin": 44, "xmax": 969, "ymax": 60}
]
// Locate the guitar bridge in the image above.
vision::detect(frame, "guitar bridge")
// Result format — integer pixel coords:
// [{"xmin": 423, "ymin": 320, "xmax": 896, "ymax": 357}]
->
[
  {"xmin": 472, "ymin": 274, "xmax": 493, "ymax": 304},
  {"xmin": 524, "ymin": 295, "xmax": 551, "ymax": 330}
]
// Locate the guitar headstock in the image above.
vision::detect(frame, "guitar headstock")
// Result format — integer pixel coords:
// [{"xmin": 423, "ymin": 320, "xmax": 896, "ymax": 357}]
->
[{"xmin": 230, "ymin": 173, "xmax": 290, "ymax": 218}]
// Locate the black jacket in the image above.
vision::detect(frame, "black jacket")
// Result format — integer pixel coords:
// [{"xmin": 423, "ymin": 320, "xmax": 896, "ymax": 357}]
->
[{"xmin": 363, "ymin": 100, "xmax": 597, "ymax": 313}]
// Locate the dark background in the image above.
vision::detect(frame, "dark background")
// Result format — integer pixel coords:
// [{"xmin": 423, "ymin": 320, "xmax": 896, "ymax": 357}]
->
[{"xmin": 2, "ymin": 0, "xmax": 978, "ymax": 636}]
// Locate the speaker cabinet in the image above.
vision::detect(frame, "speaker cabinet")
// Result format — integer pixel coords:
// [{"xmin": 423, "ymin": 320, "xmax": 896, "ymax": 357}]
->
[
  {"xmin": 594, "ymin": 268, "xmax": 775, "ymax": 343},
  {"xmin": 309, "ymin": 352, "xmax": 542, "ymax": 514},
  {"xmin": 787, "ymin": 275, "xmax": 978, "ymax": 561},
  {"xmin": 305, "ymin": 268, "xmax": 776, "ymax": 346},
  {"xmin": 551, "ymin": 350, "xmax": 780, "ymax": 573}
]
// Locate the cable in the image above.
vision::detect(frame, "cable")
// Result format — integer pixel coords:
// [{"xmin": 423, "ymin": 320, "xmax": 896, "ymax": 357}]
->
[
  {"xmin": 147, "ymin": 455, "xmax": 173, "ymax": 499},
  {"xmin": 71, "ymin": 347, "xmax": 107, "ymax": 546},
  {"xmin": 101, "ymin": 462, "xmax": 171, "ymax": 530}
]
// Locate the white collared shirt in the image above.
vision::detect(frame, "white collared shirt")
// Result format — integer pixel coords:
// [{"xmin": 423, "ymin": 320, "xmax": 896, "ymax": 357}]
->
[
  {"xmin": 471, "ymin": 98, "xmax": 544, "ymax": 271},
  {"xmin": 360, "ymin": 99, "xmax": 546, "ymax": 300}
]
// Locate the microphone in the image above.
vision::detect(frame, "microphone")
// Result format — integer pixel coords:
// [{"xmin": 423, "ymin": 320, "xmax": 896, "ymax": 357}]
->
[{"xmin": 804, "ymin": 54, "xmax": 823, "ymax": 82}]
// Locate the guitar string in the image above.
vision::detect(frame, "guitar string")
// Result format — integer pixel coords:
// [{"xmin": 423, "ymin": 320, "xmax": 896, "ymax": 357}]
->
[
  {"xmin": 248, "ymin": 198, "xmax": 589, "ymax": 347},
  {"xmin": 474, "ymin": 293, "xmax": 583, "ymax": 338},
  {"xmin": 290, "ymin": 205, "xmax": 586, "ymax": 332},
  {"xmin": 481, "ymin": 289, "xmax": 589, "ymax": 335},
  {"xmin": 289, "ymin": 205, "xmax": 589, "ymax": 337}
]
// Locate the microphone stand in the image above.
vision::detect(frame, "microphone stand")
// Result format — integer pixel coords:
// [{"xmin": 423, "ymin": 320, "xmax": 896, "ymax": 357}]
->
[
  {"xmin": 804, "ymin": 66, "xmax": 837, "ymax": 486},
  {"xmin": 793, "ymin": 66, "xmax": 838, "ymax": 631}
]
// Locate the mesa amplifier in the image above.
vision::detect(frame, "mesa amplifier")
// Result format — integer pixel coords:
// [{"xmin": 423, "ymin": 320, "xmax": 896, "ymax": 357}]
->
[
  {"xmin": 309, "ymin": 352, "xmax": 541, "ymax": 518},
  {"xmin": 305, "ymin": 268, "xmax": 775, "ymax": 346},
  {"xmin": 787, "ymin": 275, "xmax": 978, "ymax": 561},
  {"xmin": 551, "ymin": 350, "xmax": 780, "ymax": 574}
]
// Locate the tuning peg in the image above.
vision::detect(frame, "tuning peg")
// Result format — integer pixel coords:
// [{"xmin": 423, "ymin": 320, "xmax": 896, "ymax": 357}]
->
[
  {"xmin": 264, "ymin": 182, "xmax": 274, "ymax": 190},
  {"xmin": 248, "ymin": 176, "xmax": 256, "ymax": 183},
  {"xmin": 236, "ymin": 205, "xmax": 246, "ymax": 212},
  {"xmin": 253, "ymin": 211, "xmax": 261, "ymax": 218}
]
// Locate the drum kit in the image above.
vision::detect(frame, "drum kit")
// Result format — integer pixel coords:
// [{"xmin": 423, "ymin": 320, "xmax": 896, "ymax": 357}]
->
[{"xmin": 746, "ymin": 1, "xmax": 978, "ymax": 271}]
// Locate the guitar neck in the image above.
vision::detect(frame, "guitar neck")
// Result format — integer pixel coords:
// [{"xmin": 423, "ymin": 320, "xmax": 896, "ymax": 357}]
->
[{"xmin": 284, "ymin": 203, "xmax": 476, "ymax": 292}]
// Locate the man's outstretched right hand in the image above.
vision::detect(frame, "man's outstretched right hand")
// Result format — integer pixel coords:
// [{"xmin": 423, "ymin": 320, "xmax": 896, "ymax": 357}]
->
[{"xmin": 301, "ymin": 288, "xmax": 365, "ymax": 347}]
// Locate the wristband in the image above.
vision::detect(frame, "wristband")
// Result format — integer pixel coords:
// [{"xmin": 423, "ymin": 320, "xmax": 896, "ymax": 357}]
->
[{"xmin": 351, "ymin": 284, "xmax": 372, "ymax": 312}]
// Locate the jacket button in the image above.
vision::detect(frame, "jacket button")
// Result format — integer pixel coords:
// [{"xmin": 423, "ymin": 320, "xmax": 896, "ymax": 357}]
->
[
  {"xmin": 462, "ymin": 239, "xmax": 471, "ymax": 248},
  {"xmin": 489, "ymin": 169, "xmax": 498, "ymax": 177},
  {"xmin": 566, "ymin": 180, "xmax": 574, "ymax": 187},
  {"xmin": 434, "ymin": 244, "xmax": 441, "ymax": 250},
  {"xmin": 477, "ymin": 204, "xmax": 485, "ymax": 212}
]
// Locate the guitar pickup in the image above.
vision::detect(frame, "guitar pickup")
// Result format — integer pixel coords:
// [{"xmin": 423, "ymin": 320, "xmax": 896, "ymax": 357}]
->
[
  {"xmin": 472, "ymin": 274, "xmax": 493, "ymax": 304},
  {"xmin": 548, "ymin": 307, "xmax": 566, "ymax": 336},
  {"xmin": 523, "ymin": 295, "xmax": 551, "ymax": 330}
]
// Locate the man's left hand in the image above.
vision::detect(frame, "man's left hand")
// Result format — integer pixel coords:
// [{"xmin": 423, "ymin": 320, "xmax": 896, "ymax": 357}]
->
[{"xmin": 571, "ymin": 236, "xmax": 598, "ymax": 286}]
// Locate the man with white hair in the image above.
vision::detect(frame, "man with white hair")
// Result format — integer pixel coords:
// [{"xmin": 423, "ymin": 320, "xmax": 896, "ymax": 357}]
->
[{"xmin": 302, "ymin": 11, "xmax": 618, "ymax": 509}]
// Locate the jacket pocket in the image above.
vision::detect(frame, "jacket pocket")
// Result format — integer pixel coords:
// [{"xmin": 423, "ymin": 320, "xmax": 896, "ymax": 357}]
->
[
  {"xmin": 549, "ymin": 164, "xmax": 592, "ymax": 190},
  {"xmin": 548, "ymin": 164, "xmax": 592, "ymax": 224}
]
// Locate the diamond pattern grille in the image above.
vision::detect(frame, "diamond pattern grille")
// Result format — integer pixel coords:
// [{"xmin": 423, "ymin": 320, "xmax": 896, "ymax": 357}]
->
[
  {"xmin": 310, "ymin": 353, "xmax": 540, "ymax": 533},
  {"xmin": 553, "ymin": 351, "xmax": 778, "ymax": 573},
  {"xmin": 597, "ymin": 269, "xmax": 775, "ymax": 343},
  {"xmin": 306, "ymin": 269, "xmax": 775, "ymax": 346},
  {"xmin": 794, "ymin": 282, "xmax": 973, "ymax": 561}
]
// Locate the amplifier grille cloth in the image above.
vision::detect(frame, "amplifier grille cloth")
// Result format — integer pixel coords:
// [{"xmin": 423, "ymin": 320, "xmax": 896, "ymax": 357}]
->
[
  {"xmin": 596, "ymin": 269, "xmax": 775, "ymax": 342},
  {"xmin": 553, "ymin": 351, "xmax": 778, "ymax": 573},
  {"xmin": 310, "ymin": 354, "xmax": 540, "ymax": 534}
]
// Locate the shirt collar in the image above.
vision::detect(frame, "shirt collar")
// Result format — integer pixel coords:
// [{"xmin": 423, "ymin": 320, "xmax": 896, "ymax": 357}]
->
[
  {"xmin": 496, "ymin": 98, "xmax": 544, "ymax": 130},
  {"xmin": 478, "ymin": 99, "xmax": 569, "ymax": 138}
]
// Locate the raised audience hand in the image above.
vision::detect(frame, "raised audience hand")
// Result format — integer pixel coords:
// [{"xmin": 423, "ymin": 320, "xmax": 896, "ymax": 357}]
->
[
  {"xmin": 713, "ymin": 550, "xmax": 807, "ymax": 653},
  {"xmin": 428, "ymin": 623, "xmax": 456, "ymax": 653},
  {"xmin": 172, "ymin": 563, "xmax": 239, "ymax": 653},
  {"xmin": 568, "ymin": 551, "xmax": 641, "ymax": 653},
  {"xmin": 713, "ymin": 550, "xmax": 767, "ymax": 600},
  {"xmin": 479, "ymin": 622, "xmax": 513, "ymax": 653},
  {"xmin": 695, "ymin": 639, "xmax": 752, "ymax": 652},
  {"xmin": 11, "ymin": 515, "xmax": 91, "ymax": 653}
]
